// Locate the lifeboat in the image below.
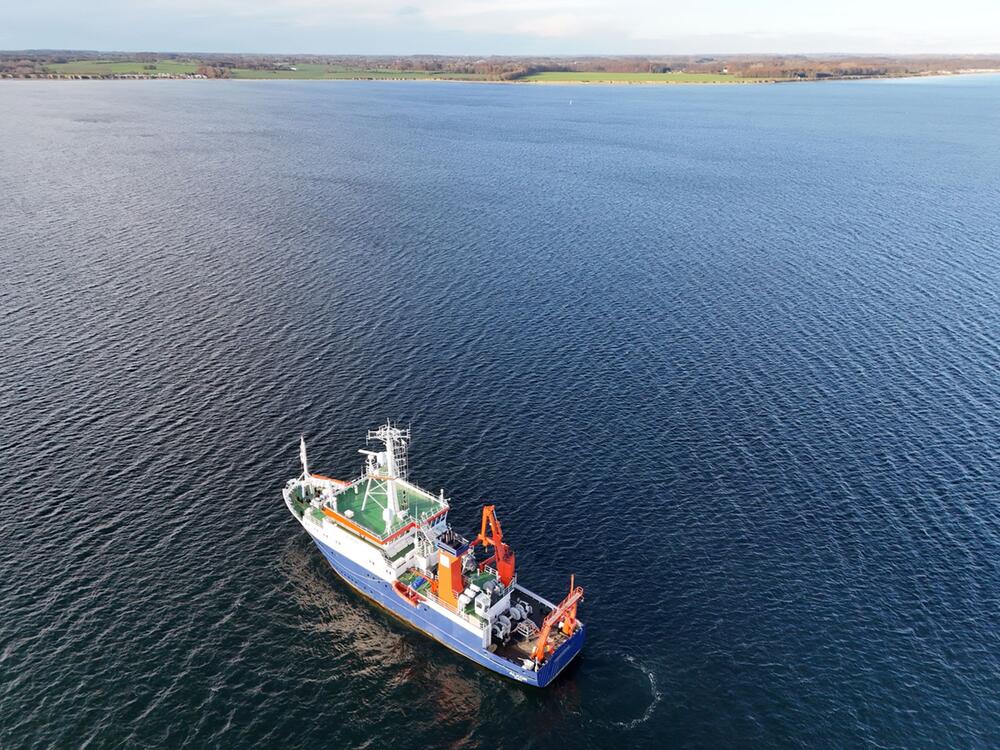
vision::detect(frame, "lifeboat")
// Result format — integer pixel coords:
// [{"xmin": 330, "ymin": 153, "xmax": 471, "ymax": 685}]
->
[{"xmin": 393, "ymin": 580, "xmax": 424, "ymax": 607}]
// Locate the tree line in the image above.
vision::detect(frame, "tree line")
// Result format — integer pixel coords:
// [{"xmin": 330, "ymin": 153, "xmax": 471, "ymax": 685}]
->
[{"xmin": 4, "ymin": 50, "xmax": 1000, "ymax": 81}]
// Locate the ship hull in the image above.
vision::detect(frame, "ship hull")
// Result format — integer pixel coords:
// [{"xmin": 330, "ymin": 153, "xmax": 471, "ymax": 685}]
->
[{"xmin": 310, "ymin": 536, "xmax": 584, "ymax": 687}]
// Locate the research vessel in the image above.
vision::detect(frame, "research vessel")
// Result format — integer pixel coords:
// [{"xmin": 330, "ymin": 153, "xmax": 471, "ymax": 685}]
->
[{"xmin": 283, "ymin": 423, "xmax": 585, "ymax": 686}]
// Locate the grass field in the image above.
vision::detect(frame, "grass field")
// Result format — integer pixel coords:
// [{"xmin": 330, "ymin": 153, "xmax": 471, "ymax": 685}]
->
[
  {"xmin": 46, "ymin": 60, "xmax": 200, "ymax": 75},
  {"xmin": 520, "ymin": 71, "xmax": 759, "ymax": 83},
  {"xmin": 42, "ymin": 60, "xmax": 768, "ymax": 83},
  {"xmin": 229, "ymin": 65, "xmax": 484, "ymax": 80},
  {"xmin": 44, "ymin": 59, "xmax": 487, "ymax": 80}
]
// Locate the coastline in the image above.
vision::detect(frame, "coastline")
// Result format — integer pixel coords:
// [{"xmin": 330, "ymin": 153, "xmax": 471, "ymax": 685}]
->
[{"xmin": 3, "ymin": 69, "xmax": 999, "ymax": 85}]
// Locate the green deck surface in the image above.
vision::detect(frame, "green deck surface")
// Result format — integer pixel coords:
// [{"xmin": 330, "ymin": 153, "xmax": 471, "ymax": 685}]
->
[
  {"xmin": 466, "ymin": 570, "xmax": 496, "ymax": 589},
  {"xmin": 330, "ymin": 478, "xmax": 445, "ymax": 538},
  {"xmin": 398, "ymin": 569, "xmax": 434, "ymax": 594}
]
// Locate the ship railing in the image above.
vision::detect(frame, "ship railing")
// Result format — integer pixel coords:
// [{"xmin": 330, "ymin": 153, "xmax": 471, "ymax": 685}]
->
[
  {"xmin": 380, "ymin": 510, "xmax": 436, "ymax": 538},
  {"xmin": 418, "ymin": 587, "xmax": 484, "ymax": 627}
]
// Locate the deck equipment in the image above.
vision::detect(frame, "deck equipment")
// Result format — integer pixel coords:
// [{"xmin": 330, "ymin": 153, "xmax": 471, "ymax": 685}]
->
[
  {"xmin": 472, "ymin": 505, "xmax": 516, "ymax": 587},
  {"xmin": 530, "ymin": 577, "xmax": 585, "ymax": 664}
]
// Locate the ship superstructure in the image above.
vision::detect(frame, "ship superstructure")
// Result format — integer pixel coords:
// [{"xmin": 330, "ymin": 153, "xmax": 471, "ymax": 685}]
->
[{"xmin": 283, "ymin": 423, "xmax": 585, "ymax": 686}]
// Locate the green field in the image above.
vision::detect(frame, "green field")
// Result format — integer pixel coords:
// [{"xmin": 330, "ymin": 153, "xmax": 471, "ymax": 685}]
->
[
  {"xmin": 46, "ymin": 60, "xmax": 200, "ymax": 75},
  {"xmin": 42, "ymin": 59, "xmax": 771, "ymax": 83},
  {"xmin": 520, "ymin": 71, "xmax": 758, "ymax": 83},
  {"xmin": 44, "ymin": 59, "xmax": 487, "ymax": 80},
  {"xmin": 229, "ymin": 65, "xmax": 484, "ymax": 80}
]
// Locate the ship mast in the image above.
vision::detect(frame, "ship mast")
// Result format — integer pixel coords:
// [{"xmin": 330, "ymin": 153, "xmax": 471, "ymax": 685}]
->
[
  {"xmin": 363, "ymin": 421, "xmax": 410, "ymax": 518},
  {"xmin": 299, "ymin": 435, "xmax": 309, "ymax": 479}
]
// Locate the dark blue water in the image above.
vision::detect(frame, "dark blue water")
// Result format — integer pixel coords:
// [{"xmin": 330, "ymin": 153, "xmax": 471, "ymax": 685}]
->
[{"xmin": 2, "ymin": 76, "xmax": 999, "ymax": 748}]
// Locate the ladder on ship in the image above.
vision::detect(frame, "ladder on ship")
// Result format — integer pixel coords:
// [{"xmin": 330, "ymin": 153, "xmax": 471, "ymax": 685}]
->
[{"xmin": 394, "ymin": 440, "xmax": 408, "ymax": 481}]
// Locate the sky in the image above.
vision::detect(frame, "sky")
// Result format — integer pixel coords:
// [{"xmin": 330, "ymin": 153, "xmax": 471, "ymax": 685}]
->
[{"xmin": 3, "ymin": 0, "xmax": 999, "ymax": 55}]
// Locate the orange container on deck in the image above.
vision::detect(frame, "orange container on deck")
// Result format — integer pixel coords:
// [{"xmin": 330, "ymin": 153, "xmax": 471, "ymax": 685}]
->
[{"xmin": 437, "ymin": 548, "xmax": 465, "ymax": 606}]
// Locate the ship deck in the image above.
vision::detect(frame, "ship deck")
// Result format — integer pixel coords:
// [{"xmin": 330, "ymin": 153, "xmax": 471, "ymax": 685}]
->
[
  {"xmin": 397, "ymin": 566, "xmax": 505, "ymax": 626},
  {"xmin": 327, "ymin": 477, "xmax": 445, "ymax": 539},
  {"xmin": 493, "ymin": 586, "xmax": 570, "ymax": 666}
]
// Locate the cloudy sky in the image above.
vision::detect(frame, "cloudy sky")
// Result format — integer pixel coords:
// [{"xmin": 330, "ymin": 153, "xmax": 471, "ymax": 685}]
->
[{"xmin": 4, "ymin": 0, "xmax": 999, "ymax": 54}]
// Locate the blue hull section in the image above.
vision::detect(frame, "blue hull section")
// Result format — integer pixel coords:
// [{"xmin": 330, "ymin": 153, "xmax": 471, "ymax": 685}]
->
[{"xmin": 310, "ymin": 537, "xmax": 584, "ymax": 687}]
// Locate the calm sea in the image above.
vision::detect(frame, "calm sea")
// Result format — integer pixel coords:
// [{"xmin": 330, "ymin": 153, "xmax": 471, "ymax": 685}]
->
[{"xmin": 2, "ymin": 76, "xmax": 999, "ymax": 749}]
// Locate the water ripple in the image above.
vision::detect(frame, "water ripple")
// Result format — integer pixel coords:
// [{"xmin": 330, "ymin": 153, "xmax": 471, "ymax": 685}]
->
[{"xmin": 1, "ymin": 77, "xmax": 1000, "ymax": 749}]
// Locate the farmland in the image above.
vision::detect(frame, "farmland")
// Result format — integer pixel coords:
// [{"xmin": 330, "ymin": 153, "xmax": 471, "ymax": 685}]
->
[
  {"xmin": 40, "ymin": 59, "xmax": 489, "ymax": 80},
  {"xmin": 520, "ymin": 71, "xmax": 763, "ymax": 83},
  {"xmin": 6, "ymin": 51, "xmax": 999, "ymax": 83}
]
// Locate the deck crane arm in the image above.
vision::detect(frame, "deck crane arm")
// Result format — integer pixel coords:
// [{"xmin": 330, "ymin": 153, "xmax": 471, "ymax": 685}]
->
[
  {"xmin": 477, "ymin": 505, "xmax": 503, "ymax": 548},
  {"xmin": 473, "ymin": 505, "xmax": 516, "ymax": 586},
  {"xmin": 530, "ymin": 577, "xmax": 584, "ymax": 665}
]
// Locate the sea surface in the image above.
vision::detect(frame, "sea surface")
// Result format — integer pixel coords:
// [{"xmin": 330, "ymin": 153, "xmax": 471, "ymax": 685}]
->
[{"xmin": 2, "ymin": 75, "xmax": 999, "ymax": 749}]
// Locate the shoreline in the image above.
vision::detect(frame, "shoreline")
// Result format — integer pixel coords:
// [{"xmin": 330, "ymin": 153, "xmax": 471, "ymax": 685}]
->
[{"xmin": 3, "ymin": 70, "xmax": 999, "ymax": 85}]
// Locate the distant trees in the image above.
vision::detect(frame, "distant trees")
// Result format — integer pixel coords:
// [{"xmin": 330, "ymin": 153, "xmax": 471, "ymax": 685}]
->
[
  {"xmin": 3, "ymin": 50, "xmax": 1000, "ymax": 81},
  {"xmin": 195, "ymin": 66, "xmax": 230, "ymax": 79}
]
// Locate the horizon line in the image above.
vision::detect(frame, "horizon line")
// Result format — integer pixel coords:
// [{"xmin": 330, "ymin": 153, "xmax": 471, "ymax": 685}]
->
[{"xmin": 5, "ymin": 48, "xmax": 1000, "ymax": 58}]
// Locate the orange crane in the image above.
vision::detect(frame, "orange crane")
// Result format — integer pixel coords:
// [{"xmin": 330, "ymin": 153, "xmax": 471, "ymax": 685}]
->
[
  {"xmin": 530, "ymin": 576, "xmax": 584, "ymax": 664},
  {"xmin": 472, "ymin": 505, "xmax": 516, "ymax": 587}
]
